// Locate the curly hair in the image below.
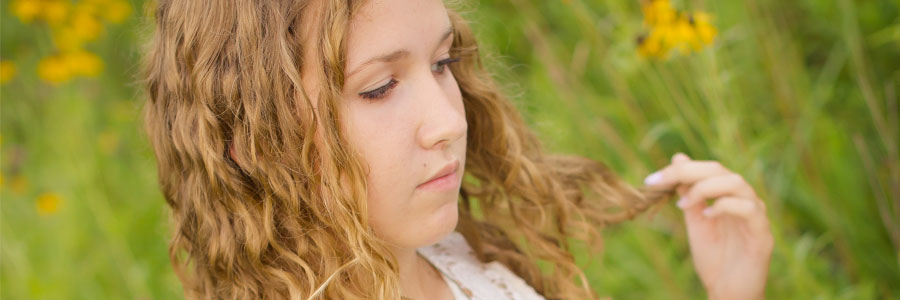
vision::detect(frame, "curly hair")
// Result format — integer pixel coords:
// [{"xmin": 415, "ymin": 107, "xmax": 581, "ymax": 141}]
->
[{"xmin": 139, "ymin": 0, "xmax": 674, "ymax": 299}]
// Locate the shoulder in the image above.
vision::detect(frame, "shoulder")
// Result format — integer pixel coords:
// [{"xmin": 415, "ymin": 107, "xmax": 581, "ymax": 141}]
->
[{"xmin": 418, "ymin": 232, "xmax": 547, "ymax": 300}]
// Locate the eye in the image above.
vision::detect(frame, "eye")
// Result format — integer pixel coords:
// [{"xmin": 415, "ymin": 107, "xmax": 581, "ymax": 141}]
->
[
  {"xmin": 431, "ymin": 57, "xmax": 460, "ymax": 74},
  {"xmin": 358, "ymin": 78, "xmax": 399, "ymax": 100}
]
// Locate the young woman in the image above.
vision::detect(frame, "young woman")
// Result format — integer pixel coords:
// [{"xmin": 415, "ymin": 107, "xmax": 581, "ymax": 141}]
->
[{"xmin": 140, "ymin": 0, "xmax": 774, "ymax": 299}]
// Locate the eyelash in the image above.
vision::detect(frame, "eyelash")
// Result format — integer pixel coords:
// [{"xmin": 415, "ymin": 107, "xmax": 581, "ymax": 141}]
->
[
  {"xmin": 358, "ymin": 57, "xmax": 461, "ymax": 100},
  {"xmin": 358, "ymin": 78, "xmax": 398, "ymax": 100},
  {"xmin": 431, "ymin": 57, "xmax": 460, "ymax": 74}
]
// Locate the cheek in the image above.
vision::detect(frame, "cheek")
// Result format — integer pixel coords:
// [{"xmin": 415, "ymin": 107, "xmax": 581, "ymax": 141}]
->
[
  {"xmin": 357, "ymin": 134, "xmax": 430, "ymax": 246},
  {"xmin": 363, "ymin": 151, "xmax": 410, "ymax": 219},
  {"xmin": 350, "ymin": 124, "xmax": 408, "ymax": 191},
  {"xmin": 341, "ymin": 104, "xmax": 416, "ymax": 230}
]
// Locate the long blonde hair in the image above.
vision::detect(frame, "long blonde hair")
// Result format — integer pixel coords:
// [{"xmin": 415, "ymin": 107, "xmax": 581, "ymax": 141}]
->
[{"xmin": 140, "ymin": 0, "xmax": 673, "ymax": 299}]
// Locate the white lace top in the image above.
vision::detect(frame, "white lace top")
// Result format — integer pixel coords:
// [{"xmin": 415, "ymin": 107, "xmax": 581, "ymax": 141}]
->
[{"xmin": 416, "ymin": 231, "xmax": 547, "ymax": 300}]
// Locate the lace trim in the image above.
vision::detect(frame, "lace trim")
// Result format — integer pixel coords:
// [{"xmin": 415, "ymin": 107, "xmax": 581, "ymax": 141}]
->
[{"xmin": 417, "ymin": 232, "xmax": 546, "ymax": 300}]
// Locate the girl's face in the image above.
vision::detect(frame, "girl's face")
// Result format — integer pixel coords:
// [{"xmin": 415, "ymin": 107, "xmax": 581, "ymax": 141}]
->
[{"xmin": 340, "ymin": 0, "xmax": 467, "ymax": 249}]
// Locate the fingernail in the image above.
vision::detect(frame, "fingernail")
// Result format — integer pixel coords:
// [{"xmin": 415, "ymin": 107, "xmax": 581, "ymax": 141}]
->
[
  {"xmin": 702, "ymin": 207, "xmax": 713, "ymax": 216},
  {"xmin": 676, "ymin": 196, "xmax": 687, "ymax": 208},
  {"xmin": 644, "ymin": 171, "xmax": 662, "ymax": 185}
]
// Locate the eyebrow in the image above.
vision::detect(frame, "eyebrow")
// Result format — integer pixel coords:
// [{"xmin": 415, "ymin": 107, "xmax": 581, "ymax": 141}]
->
[{"xmin": 346, "ymin": 26, "xmax": 454, "ymax": 78}]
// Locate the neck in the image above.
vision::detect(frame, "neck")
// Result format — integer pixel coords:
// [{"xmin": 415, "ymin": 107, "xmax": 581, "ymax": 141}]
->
[{"xmin": 393, "ymin": 245, "xmax": 443, "ymax": 299}]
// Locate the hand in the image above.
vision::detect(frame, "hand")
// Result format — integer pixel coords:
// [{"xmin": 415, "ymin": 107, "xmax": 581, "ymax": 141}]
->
[{"xmin": 644, "ymin": 153, "xmax": 774, "ymax": 300}]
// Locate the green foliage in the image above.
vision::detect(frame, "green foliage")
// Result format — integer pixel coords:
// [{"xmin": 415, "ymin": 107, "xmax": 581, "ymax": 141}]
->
[{"xmin": 2, "ymin": 0, "xmax": 898, "ymax": 298}]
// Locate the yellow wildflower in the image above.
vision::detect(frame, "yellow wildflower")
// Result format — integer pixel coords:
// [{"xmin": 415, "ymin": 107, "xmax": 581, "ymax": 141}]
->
[
  {"xmin": 37, "ymin": 50, "xmax": 104, "ymax": 84},
  {"xmin": 11, "ymin": 0, "xmax": 123, "ymax": 82},
  {"xmin": 641, "ymin": 0, "xmax": 676, "ymax": 27},
  {"xmin": 64, "ymin": 50, "xmax": 104, "ymax": 77},
  {"xmin": 70, "ymin": 11, "xmax": 103, "ymax": 41},
  {"xmin": 10, "ymin": 0, "xmax": 42, "ymax": 24},
  {"xmin": 0, "ymin": 60, "xmax": 16, "ymax": 84},
  {"xmin": 692, "ymin": 12, "xmax": 718, "ymax": 46},
  {"xmin": 102, "ymin": 0, "xmax": 132, "ymax": 24},
  {"xmin": 52, "ymin": 27, "xmax": 86, "ymax": 52},
  {"xmin": 636, "ymin": 0, "xmax": 717, "ymax": 59},
  {"xmin": 38, "ymin": 54, "xmax": 74, "ymax": 84},
  {"xmin": 36, "ymin": 192, "xmax": 62, "ymax": 216},
  {"xmin": 74, "ymin": 1, "xmax": 100, "ymax": 16},
  {"xmin": 41, "ymin": 0, "xmax": 71, "ymax": 26},
  {"xmin": 666, "ymin": 15, "xmax": 698, "ymax": 54},
  {"xmin": 637, "ymin": 32, "xmax": 664, "ymax": 59}
]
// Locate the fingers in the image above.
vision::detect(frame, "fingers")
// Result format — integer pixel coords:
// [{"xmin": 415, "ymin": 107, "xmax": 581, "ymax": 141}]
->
[
  {"xmin": 648, "ymin": 153, "xmax": 774, "ymax": 254},
  {"xmin": 702, "ymin": 196, "xmax": 755, "ymax": 217},
  {"xmin": 703, "ymin": 196, "xmax": 770, "ymax": 235},
  {"xmin": 671, "ymin": 153, "xmax": 692, "ymax": 196},
  {"xmin": 672, "ymin": 152, "xmax": 691, "ymax": 164},
  {"xmin": 644, "ymin": 154, "xmax": 732, "ymax": 190},
  {"xmin": 677, "ymin": 173, "xmax": 757, "ymax": 208}
]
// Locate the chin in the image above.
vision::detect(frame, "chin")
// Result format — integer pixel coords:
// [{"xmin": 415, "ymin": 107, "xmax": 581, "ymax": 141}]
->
[
  {"xmin": 423, "ymin": 198, "xmax": 459, "ymax": 245},
  {"xmin": 378, "ymin": 192, "xmax": 462, "ymax": 249}
]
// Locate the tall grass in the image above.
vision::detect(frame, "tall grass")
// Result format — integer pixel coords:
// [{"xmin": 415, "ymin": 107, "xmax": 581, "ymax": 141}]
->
[
  {"xmin": 1, "ymin": 0, "xmax": 898, "ymax": 299},
  {"xmin": 468, "ymin": 0, "xmax": 899, "ymax": 298}
]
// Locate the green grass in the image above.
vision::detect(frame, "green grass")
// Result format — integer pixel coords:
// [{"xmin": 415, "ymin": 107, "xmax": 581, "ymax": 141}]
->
[{"xmin": 2, "ymin": 0, "xmax": 898, "ymax": 299}]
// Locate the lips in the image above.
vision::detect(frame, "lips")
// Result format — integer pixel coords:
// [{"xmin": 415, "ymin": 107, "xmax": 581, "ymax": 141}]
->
[{"xmin": 418, "ymin": 159, "xmax": 459, "ymax": 188}]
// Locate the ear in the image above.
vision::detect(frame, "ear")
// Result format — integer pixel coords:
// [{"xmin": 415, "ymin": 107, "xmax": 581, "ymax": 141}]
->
[{"xmin": 228, "ymin": 141, "xmax": 241, "ymax": 169}]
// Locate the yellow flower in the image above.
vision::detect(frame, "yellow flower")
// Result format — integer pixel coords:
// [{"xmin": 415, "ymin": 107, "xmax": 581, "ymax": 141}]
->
[
  {"xmin": 102, "ymin": 0, "xmax": 132, "ymax": 24},
  {"xmin": 10, "ymin": 0, "xmax": 42, "ymax": 24},
  {"xmin": 52, "ymin": 27, "xmax": 87, "ymax": 52},
  {"xmin": 637, "ymin": 32, "xmax": 664, "ymax": 59},
  {"xmin": 637, "ymin": 0, "xmax": 717, "ymax": 59},
  {"xmin": 36, "ymin": 192, "xmax": 62, "ymax": 216},
  {"xmin": 0, "ymin": 60, "xmax": 16, "ymax": 84},
  {"xmin": 74, "ymin": 1, "xmax": 100, "ymax": 16},
  {"xmin": 641, "ymin": 0, "xmax": 676, "ymax": 27},
  {"xmin": 70, "ymin": 11, "xmax": 103, "ymax": 41},
  {"xmin": 666, "ymin": 16, "xmax": 698, "ymax": 54},
  {"xmin": 41, "ymin": 0, "xmax": 71, "ymax": 26},
  {"xmin": 64, "ymin": 50, "xmax": 104, "ymax": 77},
  {"xmin": 37, "ymin": 50, "xmax": 104, "ymax": 84},
  {"xmin": 692, "ymin": 12, "xmax": 717, "ymax": 46},
  {"xmin": 38, "ymin": 54, "xmax": 74, "ymax": 84}
]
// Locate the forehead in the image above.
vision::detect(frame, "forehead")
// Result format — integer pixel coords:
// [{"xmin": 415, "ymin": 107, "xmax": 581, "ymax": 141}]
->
[{"xmin": 345, "ymin": 0, "xmax": 452, "ymax": 68}]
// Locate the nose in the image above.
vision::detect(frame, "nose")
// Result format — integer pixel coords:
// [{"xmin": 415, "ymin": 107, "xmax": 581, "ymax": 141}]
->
[{"xmin": 415, "ymin": 73, "xmax": 467, "ymax": 150}]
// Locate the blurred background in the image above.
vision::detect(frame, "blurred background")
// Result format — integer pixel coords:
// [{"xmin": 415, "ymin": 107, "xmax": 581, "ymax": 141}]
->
[{"xmin": 1, "ymin": 0, "xmax": 898, "ymax": 298}]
